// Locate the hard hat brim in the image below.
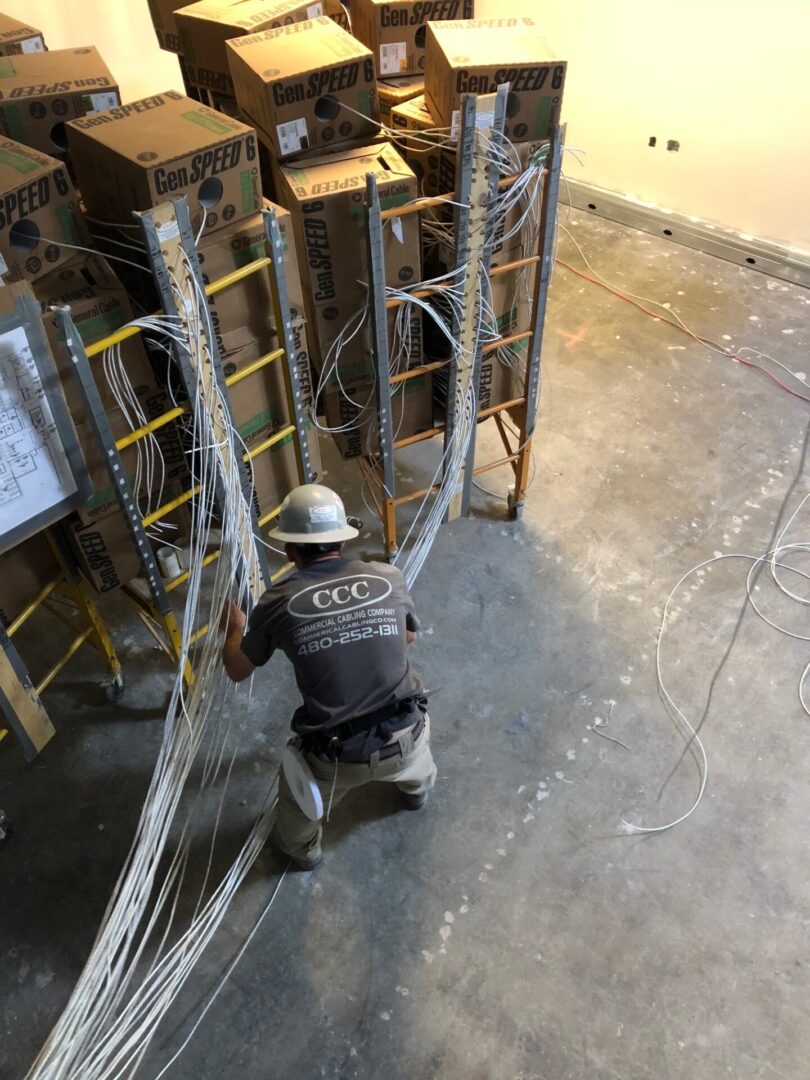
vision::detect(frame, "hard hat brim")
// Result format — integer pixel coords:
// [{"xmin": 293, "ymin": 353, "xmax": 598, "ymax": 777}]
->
[{"xmin": 267, "ymin": 522, "xmax": 359, "ymax": 545}]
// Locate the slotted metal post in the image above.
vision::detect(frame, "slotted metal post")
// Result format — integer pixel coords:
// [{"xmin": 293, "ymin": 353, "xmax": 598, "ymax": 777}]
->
[
  {"xmin": 137, "ymin": 197, "xmax": 270, "ymax": 601},
  {"xmin": 365, "ymin": 172, "xmax": 398, "ymax": 559},
  {"xmin": 510, "ymin": 123, "xmax": 562, "ymax": 518},
  {"xmin": 444, "ymin": 87, "xmax": 509, "ymax": 520},
  {"xmin": 55, "ymin": 306, "xmax": 186, "ymax": 664},
  {"xmin": 262, "ymin": 206, "xmax": 315, "ymax": 486},
  {"xmin": 442, "ymin": 93, "xmax": 476, "ymax": 472}
]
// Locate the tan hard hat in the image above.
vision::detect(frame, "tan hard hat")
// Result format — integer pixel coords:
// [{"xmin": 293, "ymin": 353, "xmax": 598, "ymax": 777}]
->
[{"xmin": 268, "ymin": 483, "xmax": 359, "ymax": 544}]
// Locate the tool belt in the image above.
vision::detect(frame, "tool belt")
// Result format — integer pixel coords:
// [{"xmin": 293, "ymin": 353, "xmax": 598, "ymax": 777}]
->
[{"xmin": 303, "ymin": 694, "xmax": 427, "ymax": 764}]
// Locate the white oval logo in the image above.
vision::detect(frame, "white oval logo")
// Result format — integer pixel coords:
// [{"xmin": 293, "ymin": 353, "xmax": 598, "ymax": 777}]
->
[{"xmin": 287, "ymin": 574, "xmax": 393, "ymax": 619}]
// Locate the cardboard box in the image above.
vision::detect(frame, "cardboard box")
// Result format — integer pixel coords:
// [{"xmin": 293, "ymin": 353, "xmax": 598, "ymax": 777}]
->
[
  {"xmin": 0, "ymin": 48, "xmax": 120, "ymax": 158},
  {"xmin": 67, "ymin": 506, "xmax": 141, "ymax": 592},
  {"xmin": 67, "ymin": 90, "xmax": 261, "ymax": 239},
  {"xmin": 177, "ymin": 0, "xmax": 321, "ymax": 97},
  {"xmin": 276, "ymin": 141, "xmax": 420, "ymax": 371},
  {"xmin": 323, "ymin": 367, "xmax": 433, "ymax": 458},
  {"xmin": 378, "ymin": 73, "xmax": 423, "ymax": 124},
  {"xmin": 0, "ymin": 534, "xmax": 61, "ymax": 628},
  {"xmin": 196, "ymin": 200, "xmax": 315, "ymax": 412},
  {"xmin": 324, "ymin": 0, "xmax": 351, "ymax": 32},
  {"xmin": 0, "ymin": 139, "xmax": 86, "ymax": 283},
  {"xmin": 389, "ymin": 92, "xmax": 440, "ymax": 195},
  {"xmin": 245, "ymin": 419, "xmax": 322, "ymax": 518},
  {"xmin": 424, "ymin": 18, "xmax": 566, "ymax": 141},
  {"xmin": 67, "ymin": 498, "xmax": 192, "ymax": 593},
  {"xmin": 0, "ymin": 15, "xmax": 46, "ymax": 57},
  {"xmin": 226, "ymin": 16, "xmax": 379, "ymax": 160},
  {"xmin": 353, "ymin": 0, "xmax": 472, "ymax": 78},
  {"xmin": 147, "ymin": 0, "xmax": 191, "ymax": 52}
]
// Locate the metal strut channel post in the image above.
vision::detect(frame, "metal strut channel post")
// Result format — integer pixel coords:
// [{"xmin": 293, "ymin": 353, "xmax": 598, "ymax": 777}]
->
[
  {"xmin": 447, "ymin": 87, "xmax": 509, "ymax": 520},
  {"xmin": 137, "ymin": 197, "xmax": 270, "ymax": 600},
  {"xmin": 54, "ymin": 307, "xmax": 182, "ymax": 658},
  {"xmin": 365, "ymin": 172, "xmax": 398, "ymax": 558},
  {"xmin": 511, "ymin": 123, "xmax": 563, "ymax": 514},
  {"xmin": 262, "ymin": 207, "xmax": 315, "ymax": 485},
  {"xmin": 442, "ymin": 93, "xmax": 476, "ymax": 470}
]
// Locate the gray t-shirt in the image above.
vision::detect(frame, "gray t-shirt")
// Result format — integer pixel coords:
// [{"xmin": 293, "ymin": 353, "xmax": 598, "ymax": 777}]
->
[{"xmin": 240, "ymin": 558, "xmax": 423, "ymax": 734}]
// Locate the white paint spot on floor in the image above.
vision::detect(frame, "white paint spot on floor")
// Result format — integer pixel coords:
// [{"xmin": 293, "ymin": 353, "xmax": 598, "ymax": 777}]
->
[
  {"xmin": 444, "ymin": 911, "xmax": 455, "ymax": 924},
  {"xmin": 380, "ymin": 1011, "xmax": 391, "ymax": 1021},
  {"xmin": 523, "ymin": 812, "xmax": 535, "ymax": 823},
  {"xmin": 555, "ymin": 771, "xmax": 573, "ymax": 784},
  {"xmin": 582, "ymin": 736, "xmax": 589, "ymax": 743},
  {"xmin": 538, "ymin": 780, "xmax": 548, "ymax": 789},
  {"xmin": 782, "ymin": 328, "xmax": 796, "ymax": 335},
  {"xmin": 566, "ymin": 749, "xmax": 576, "ymax": 760},
  {"xmin": 517, "ymin": 785, "xmax": 526, "ymax": 795},
  {"xmin": 667, "ymin": 345, "xmax": 686, "ymax": 351},
  {"xmin": 748, "ymin": 315, "xmax": 760, "ymax": 321},
  {"xmin": 396, "ymin": 985, "xmax": 410, "ymax": 997},
  {"xmin": 722, "ymin": 334, "xmax": 732, "ymax": 341},
  {"xmin": 478, "ymin": 871, "xmax": 490, "ymax": 882},
  {"xmin": 459, "ymin": 903, "xmax": 469, "ymax": 914},
  {"xmin": 422, "ymin": 950, "xmax": 434, "ymax": 964},
  {"xmin": 506, "ymin": 831, "xmax": 515, "ymax": 840},
  {"xmin": 620, "ymin": 675, "xmax": 632, "ymax": 685},
  {"xmin": 536, "ymin": 789, "xmax": 550, "ymax": 803},
  {"xmin": 496, "ymin": 848, "xmax": 507, "ymax": 857},
  {"xmin": 439, "ymin": 925, "xmax": 452, "ymax": 942}
]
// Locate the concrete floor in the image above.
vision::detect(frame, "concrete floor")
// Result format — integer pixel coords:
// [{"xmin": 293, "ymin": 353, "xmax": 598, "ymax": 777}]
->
[{"xmin": 3, "ymin": 213, "xmax": 810, "ymax": 1080}]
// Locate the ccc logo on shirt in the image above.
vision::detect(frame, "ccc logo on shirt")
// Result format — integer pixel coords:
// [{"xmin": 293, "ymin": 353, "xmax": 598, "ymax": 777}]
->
[{"xmin": 287, "ymin": 575, "xmax": 393, "ymax": 619}]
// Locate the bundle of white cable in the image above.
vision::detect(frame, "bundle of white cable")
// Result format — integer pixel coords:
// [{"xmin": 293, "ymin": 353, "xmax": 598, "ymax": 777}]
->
[
  {"xmin": 28, "ymin": 251, "xmax": 274, "ymax": 1079},
  {"xmin": 623, "ymin": 489, "xmax": 810, "ymax": 835}
]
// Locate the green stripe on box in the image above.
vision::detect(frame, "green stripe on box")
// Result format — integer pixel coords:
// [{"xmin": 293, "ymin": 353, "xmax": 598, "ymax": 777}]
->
[
  {"xmin": 182, "ymin": 110, "xmax": 232, "ymax": 135},
  {"xmin": 0, "ymin": 59, "xmax": 17, "ymax": 78},
  {"xmin": 0, "ymin": 145, "xmax": 38, "ymax": 174},
  {"xmin": 76, "ymin": 308, "xmax": 126, "ymax": 344},
  {"xmin": 84, "ymin": 472, "xmax": 138, "ymax": 513},
  {"xmin": 533, "ymin": 97, "xmax": 552, "ymax": 138},
  {"xmin": 55, "ymin": 205, "xmax": 80, "ymax": 245},
  {"xmin": 232, "ymin": 240, "xmax": 265, "ymax": 269},
  {"xmin": 240, "ymin": 169, "xmax": 254, "ymax": 214},
  {"xmin": 357, "ymin": 91, "xmax": 372, "ymax": 121},
  {"xmin": 237, "ymin": 406, "xmax": 281, "ymax": 441},
  {"xmin": 351, "ymin": 190, "xmax": 409, "ymax": 220},
  {"xmin": 1, "ymin": 104, "xmax": 25, "ymax": 142}
]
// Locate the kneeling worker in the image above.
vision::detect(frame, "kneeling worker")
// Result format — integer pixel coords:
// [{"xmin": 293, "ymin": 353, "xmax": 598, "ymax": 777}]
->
[{"xmin": 221, "ymin": 483, "xmax": 436, "ymax": 870}]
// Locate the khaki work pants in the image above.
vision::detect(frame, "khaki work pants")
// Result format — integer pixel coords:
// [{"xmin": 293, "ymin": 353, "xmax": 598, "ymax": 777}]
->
[{"xmin": 273, "ymin": 717, "xmax": 437, "ymax": 859}]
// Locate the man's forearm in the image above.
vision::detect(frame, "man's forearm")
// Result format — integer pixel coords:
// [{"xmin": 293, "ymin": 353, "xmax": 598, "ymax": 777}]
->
[{"xmin": 222, "ymin": 627, "xmax": 255, "ymax": 682}]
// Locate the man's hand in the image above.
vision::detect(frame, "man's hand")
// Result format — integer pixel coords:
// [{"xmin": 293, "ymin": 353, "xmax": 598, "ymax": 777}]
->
[
  {"xmin": 220, "ymin": 601, "xmax": 246, "ymax": 635},
  {"xmin": 220, "ymin": 601, "xmax": 255, "ymax": 683}
]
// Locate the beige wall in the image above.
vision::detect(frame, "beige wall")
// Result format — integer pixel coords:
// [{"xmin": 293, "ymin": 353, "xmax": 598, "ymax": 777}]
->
[
  {"xmin": 0, "ymin": 0, "xmax": 184, "ymax": 100},
  {"xmin": 479, "ymin": 0, "xmax": 810, "ymax": 251},
  {"xmin": 4, "ymin": 1, "xmax": 808, "ymax": 249}
]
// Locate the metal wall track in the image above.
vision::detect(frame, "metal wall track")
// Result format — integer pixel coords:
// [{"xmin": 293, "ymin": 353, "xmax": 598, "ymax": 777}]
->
[{"xmin": 563, "ymin": 178, "xmax": 810, "ymax": 289}]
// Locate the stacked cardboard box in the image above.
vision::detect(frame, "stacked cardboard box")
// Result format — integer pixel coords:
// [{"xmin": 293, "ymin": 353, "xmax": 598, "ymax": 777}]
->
[
  {"xmin": 0, "ymin": 14, "xmax": 46, "ymax": 57},
  {"xmin": 0, "ymin": 139, "xmax": 87, "ymax": 284},
  {"xmin": 0, "ymin": 47, "xmax": 120, "ymax": 160},
  {"xmin": 66, "ymin": 90, "xmax": 262, "ymax": 239},
  {"xmin": 377, "ymin": 73, "xmax": 423, "ymax": 125},
  {"xmin": 353, "ymin": 0, "xmax": 472, "ymax": 77},
  {"xmin": 146, "ymin": 0, "xmax": 190, "ymax": 53},
  {"xmin": 226, "ymin": 16, "xmax": 379, "ymax": 161},
  {"xmin": 275, "ymin": 140, "xmax": 431, "ymax": 457},
  {"xmin": 176, "ymin": 0, "xmax": 319, "ymax": 103},
  {"xmin": 424, "ymin": 18, "xmax": 566, "ymax": 141},
  {"xmin": 196, "ymin": 198, "xmax": 322, "ymax": 507}
]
